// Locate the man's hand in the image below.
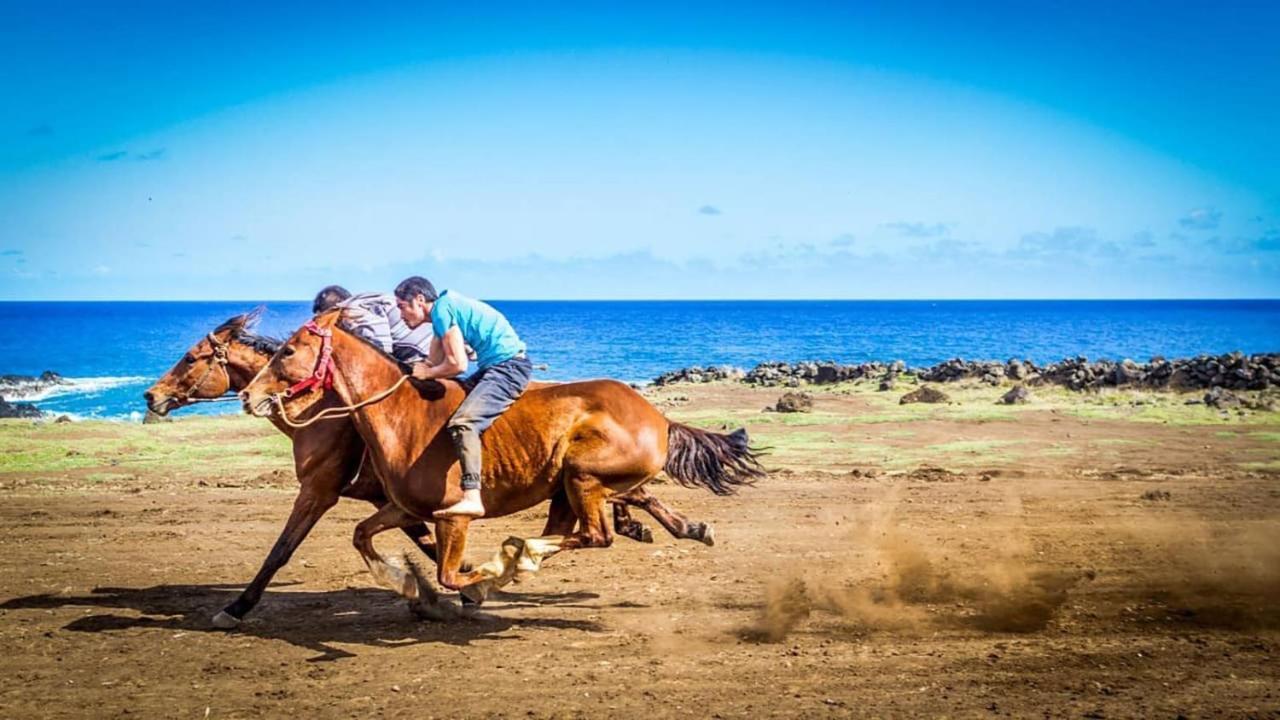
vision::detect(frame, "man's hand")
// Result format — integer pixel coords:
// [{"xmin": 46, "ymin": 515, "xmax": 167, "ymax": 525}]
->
[{"xmin": 412, "ymin": 362, "xmax": 432, "ymax": 380}]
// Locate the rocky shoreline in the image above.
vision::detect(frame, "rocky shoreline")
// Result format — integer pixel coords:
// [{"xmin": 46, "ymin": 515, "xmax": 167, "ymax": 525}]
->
[
  {"xmin": 653, "ymin": 351, "xmax": 1280, "ymax": 393},
  {"xmin": 0, "ymin": 371, "xmax": 67, "ymax": 418}
]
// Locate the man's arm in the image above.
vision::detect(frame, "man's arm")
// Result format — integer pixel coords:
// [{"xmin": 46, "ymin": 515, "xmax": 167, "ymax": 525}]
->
[
  {"xmin": 427, "ymin": 335, "xmax": 446, "ymax": 365},
  {"xmin": 414, "ymin": 326, "xmax": 469, "ymax": 380}
]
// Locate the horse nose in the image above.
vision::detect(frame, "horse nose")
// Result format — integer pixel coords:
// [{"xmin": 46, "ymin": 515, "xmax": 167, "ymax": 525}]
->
[
  {"xmin": 238, "ymin": 390, "xmax": 250, "ymax": 403},
  {"xmin": 143, "ymin": 390, "xmax": 156, "ymax": 405}
]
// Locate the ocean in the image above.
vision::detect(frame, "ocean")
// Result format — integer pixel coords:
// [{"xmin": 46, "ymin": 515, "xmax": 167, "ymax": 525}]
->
[{"xmin": 1, "ymin": 300, "xmax": 1277, "ymax": 420}]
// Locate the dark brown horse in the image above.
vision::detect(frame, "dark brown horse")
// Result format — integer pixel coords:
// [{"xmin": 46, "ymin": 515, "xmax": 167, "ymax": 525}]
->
[
  {"xmin": 144, "ymin": 310, "xmax": 717, "ymax": 626},
  {"xmin": 240, "ymin": 311, "xmax": 763, "ymax": 603}
]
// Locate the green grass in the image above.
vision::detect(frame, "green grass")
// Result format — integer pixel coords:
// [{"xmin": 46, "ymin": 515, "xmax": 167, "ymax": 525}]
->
[
  {"xmin": 1247, "ymin": 432, "xmax": 1280, "ymax": 442},
  {"xmin": 0, "ymin": 416, "xmax": 290, "ymax": 479},
  {"xmin": 1240, "ymin": 460, "xmax": 1280, "ymax": 471}
]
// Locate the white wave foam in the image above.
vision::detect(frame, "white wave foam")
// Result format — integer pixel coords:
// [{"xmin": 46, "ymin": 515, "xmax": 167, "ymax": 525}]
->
[{"xmin": 1, "ymin": 375, "xmax": 150, "ymax": 402}]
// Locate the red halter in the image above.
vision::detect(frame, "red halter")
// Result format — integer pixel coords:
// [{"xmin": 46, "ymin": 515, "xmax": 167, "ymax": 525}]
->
[{"xmin": 284, "ymin": 321, "xmax": 336, "ymax": 397}]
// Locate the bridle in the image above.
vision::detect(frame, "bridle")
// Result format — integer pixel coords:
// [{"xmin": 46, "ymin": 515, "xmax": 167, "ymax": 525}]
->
[
  {"xmin": 264, "ymin": 320, "xmax": 410, "ymax": 429},
  {"xmin": 172, "ymin": 333, "xmax": 237, "ymax": 405},
  {"xmin": 283, "ymin": 320, "xmax": 337, "ymax": 398}
]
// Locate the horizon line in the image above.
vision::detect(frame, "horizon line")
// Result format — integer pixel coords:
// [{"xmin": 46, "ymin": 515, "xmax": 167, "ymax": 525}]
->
[{"xmin": 1, "ymin": 297, "xmax": 1278, "ymax": 304}]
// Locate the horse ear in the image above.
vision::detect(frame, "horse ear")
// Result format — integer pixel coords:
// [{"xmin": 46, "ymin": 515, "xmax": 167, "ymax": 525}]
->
[
  {"xmin": 242, "ymin": 305, "xmax": 266, "ymax": 331},
  {"xmin": 214, "ymin": 306, "xmax": 266, "ymax": 339}
]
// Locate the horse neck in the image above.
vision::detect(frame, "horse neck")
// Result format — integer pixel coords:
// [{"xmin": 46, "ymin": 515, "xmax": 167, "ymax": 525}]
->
[
  {"xmin": 327, "ymin": 329, "xmax": 459, "ymax": 465},
  {"xmin": 225, "ymin": 342, "xmax": 269, "ymax": 392}
]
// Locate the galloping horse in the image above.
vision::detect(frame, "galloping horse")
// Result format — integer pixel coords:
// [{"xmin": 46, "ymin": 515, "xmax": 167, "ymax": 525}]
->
[
  {"xmin": 241, "ymin": 310, "xmax": 764, "ymax": 602},
  {"xmin": 144, "ymin": 310, "xmax": 718, "ymax": 627}
]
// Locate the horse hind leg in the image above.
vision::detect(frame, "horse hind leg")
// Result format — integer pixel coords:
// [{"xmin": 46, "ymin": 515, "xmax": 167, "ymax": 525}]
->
[
  {"xmin": 610, "ymin": 500, "xmax": 654, "ymax": 543},
  {"xmin": 560, "ymin": 473, "xmax": 615, "ymax": 550},
  {"xmin": 619, "ymin": 485, "xmax": 715, "ymax": 546}
]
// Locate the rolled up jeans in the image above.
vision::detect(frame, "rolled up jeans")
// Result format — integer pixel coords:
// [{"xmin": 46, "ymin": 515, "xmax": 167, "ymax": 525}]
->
[{"xmin": 449, "ymin": 355, "xmax": 533, "ymax": 490}]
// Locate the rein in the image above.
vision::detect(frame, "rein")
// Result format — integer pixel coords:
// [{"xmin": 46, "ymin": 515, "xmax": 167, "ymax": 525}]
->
[{"xmin": 267, "ymin": 320, "xmax": 410, "ymax": 429}]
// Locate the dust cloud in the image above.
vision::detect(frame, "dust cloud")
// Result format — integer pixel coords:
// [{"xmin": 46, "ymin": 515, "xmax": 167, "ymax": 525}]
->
[{"xmin": 745, "ymin": 486, "xmax": 1085, "ymax": 641}]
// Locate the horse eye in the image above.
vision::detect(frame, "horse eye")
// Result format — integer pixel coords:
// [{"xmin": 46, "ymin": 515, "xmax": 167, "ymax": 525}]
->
[
  {"xmin": 183, "ymin": 354, "xmax": 196, "ymax": 363},
  {"xmin": 283, "ymin": 346, "xmax": 296, "ymax": 357}
]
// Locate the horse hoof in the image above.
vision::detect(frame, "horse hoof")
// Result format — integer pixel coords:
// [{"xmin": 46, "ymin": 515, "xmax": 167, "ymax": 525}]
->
[
  {"xmin": 410, "ymin": 597, "xmax": 457, "ymax": 622},
  {"xmin": 699, "ymin": 524, "xmax": 716, "ymax": 547},
  {"xmin": 211, "ymin": 610, "xmax": 241, "ymax": 629}
]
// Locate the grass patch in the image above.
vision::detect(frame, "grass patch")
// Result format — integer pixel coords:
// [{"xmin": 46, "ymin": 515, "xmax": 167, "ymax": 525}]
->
[
  {"xmin": 1240, "ymin": 460, "xmax": 1280, "ymax": 471},
  {"xmin": 1247, "ymin": 432, "xmax": 1280, "ymax": 442},
  {"xmin": 0, "ymin": 416, "xmax": 289, "ymax": 480}
]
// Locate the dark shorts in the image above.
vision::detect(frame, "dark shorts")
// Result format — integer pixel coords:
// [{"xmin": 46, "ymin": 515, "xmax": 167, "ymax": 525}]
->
[{"xmin": 450, "ymin": 355, "xmax": 533, "ymax": 434}]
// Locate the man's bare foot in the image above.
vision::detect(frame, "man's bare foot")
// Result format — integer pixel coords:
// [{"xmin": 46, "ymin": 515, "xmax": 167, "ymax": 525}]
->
[{"xmin": 433, "ymin": 490, "xmax": 486, "ymax": 518}]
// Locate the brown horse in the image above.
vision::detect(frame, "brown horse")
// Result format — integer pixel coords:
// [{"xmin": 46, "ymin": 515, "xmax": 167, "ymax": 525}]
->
[
  {"xmin": 144, "ymin": 310, "xmax": 718, "ymax": 626},
  {"xmin": 241, "ymin": 311, "xmax": 763, "ymax": 602}
]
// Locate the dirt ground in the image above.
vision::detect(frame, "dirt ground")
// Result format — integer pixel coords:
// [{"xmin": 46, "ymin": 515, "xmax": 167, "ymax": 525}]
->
[{"xmin": 1, "ymin": 381, "xmax": 1278, "ymax": 719}]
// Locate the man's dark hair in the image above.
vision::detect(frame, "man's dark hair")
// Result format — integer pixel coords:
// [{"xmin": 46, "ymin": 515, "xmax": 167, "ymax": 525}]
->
[
  {"xmin": 312, "ymin": 285, "xmax": 352, "ymax": 314},
  {"xmin": 394, "ymin": 276, "xmax": 439, "ymax": 302}
]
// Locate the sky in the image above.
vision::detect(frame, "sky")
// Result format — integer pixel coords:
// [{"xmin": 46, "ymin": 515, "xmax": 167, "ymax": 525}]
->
[{"xmin": 2, "ymin": 1, "xmax": 1278, "ymax": 300}]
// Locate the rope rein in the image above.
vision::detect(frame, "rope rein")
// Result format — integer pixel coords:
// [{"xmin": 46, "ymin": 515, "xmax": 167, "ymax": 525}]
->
[{"xmin": 269, "ymin": 374, "xmax": 410, "ymax": 429}]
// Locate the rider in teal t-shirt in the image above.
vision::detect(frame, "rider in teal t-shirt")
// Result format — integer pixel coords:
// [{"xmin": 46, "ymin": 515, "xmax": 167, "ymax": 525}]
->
[
  {"xmin": 394, "ymin": 276, "xmax": 533, "ymax": 519},
  {"xmin": 429, "ymin": 290, "xmax": 525, "ymax": 371}
]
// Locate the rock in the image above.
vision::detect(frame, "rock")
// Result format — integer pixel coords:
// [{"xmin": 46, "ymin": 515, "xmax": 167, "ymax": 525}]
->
[
  {"xmin": 899, "ymin": 386, "xmax": 950, "ymax": 405},
  {"xmin": 815, "ymin": 364, "xmax": 840, "ymax": 384},
  {"xmin": 0, "ymin": 397, "xmax": 42, "ymax": 419},
  {"xmin": 0, "ymin": 370, "xmax": 70, "ymax": 400},
  {"xmin": 54, "ymin": 415, "xmax": 73, "ymax": 424},
  {"xmin": 142, "ymin": 409, "xmax": 172, "ymax": 424},
  {"xmin": 1005, "ymin": 359, "xmax": 1027, "ymax": 380},
  {"xmin": 878, "ymin": 375, "xmax": 897, "ymax": 392},
  {"xmin": 774, "ymin": 392, "xmax": 814, "ymax": 413},
  {"xmin": 999, "ymin": 385, "xmax": 1031, "ymax": 405},
  {"xmin": 1204, "ymin": 387, "xmax": 1241, "ymax": 409}
]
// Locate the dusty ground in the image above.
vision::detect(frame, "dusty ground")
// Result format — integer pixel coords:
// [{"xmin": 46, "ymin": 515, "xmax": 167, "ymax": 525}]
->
[{"xmin": 1, "ymin": 380, "xmax": 1278, "ymax": 719}]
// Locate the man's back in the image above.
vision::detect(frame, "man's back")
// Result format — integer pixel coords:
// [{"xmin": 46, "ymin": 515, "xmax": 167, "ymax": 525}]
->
[
  {"xmin": 430, "ymin": 290, "xmax": 525, "ymax": 370},
  {"xmin": 340, "ymin": 292, "xmax": 432, "ymax": 363}
]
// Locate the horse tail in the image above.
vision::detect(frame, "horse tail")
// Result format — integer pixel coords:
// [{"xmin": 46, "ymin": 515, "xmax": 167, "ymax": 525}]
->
[{"xmin": 663, "ymin": 422, "xmax": 766, "ymax": 496}]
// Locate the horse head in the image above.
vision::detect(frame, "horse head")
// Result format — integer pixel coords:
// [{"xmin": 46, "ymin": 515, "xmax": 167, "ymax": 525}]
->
[
  {"xmin": 240, "ymin": 310, "xmax": 345, "ymax": 420},
  {"xmin": 144, "ymin": 307, "xmax": 273, "ymax": 415}
]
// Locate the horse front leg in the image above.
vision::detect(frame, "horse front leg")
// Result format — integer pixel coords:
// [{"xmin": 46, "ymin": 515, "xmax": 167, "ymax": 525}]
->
[
  {"xmin": 213, "ymin": 489, "xmax": 338, "ymax": 628},
  {"xmin": 344, "ymin": 461, "xmax": 451, "ymax": 568},
  {"xmin": 352, "ymin": 503, "xmax": 439, "ymax": 600}
]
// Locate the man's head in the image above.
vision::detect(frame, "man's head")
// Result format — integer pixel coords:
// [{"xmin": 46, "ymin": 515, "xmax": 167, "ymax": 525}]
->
[
  {"xmin": 393, "ymin": 276, "xmax": 439, "ymax": 329},
  {"xmin": 312, "ymin": 285, "xmax": 351, "ymax": 314}
]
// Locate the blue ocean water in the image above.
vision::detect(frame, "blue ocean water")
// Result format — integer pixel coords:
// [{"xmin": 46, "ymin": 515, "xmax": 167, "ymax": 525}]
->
[{"xmin": 1, "ymin": 300, "xmax": 1277, "ymax": 420}]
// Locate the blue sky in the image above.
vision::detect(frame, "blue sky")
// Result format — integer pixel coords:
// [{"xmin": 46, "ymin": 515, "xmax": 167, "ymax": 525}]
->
[{"xmin": 2, "ymin": 1, "xmax": 1278, "ymax": 300}]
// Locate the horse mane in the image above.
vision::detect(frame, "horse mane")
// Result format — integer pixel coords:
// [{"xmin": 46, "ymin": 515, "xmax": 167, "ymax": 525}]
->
[{"xmin": 214, "ymin": 310, "xmax": 283, "ymax": 356}]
